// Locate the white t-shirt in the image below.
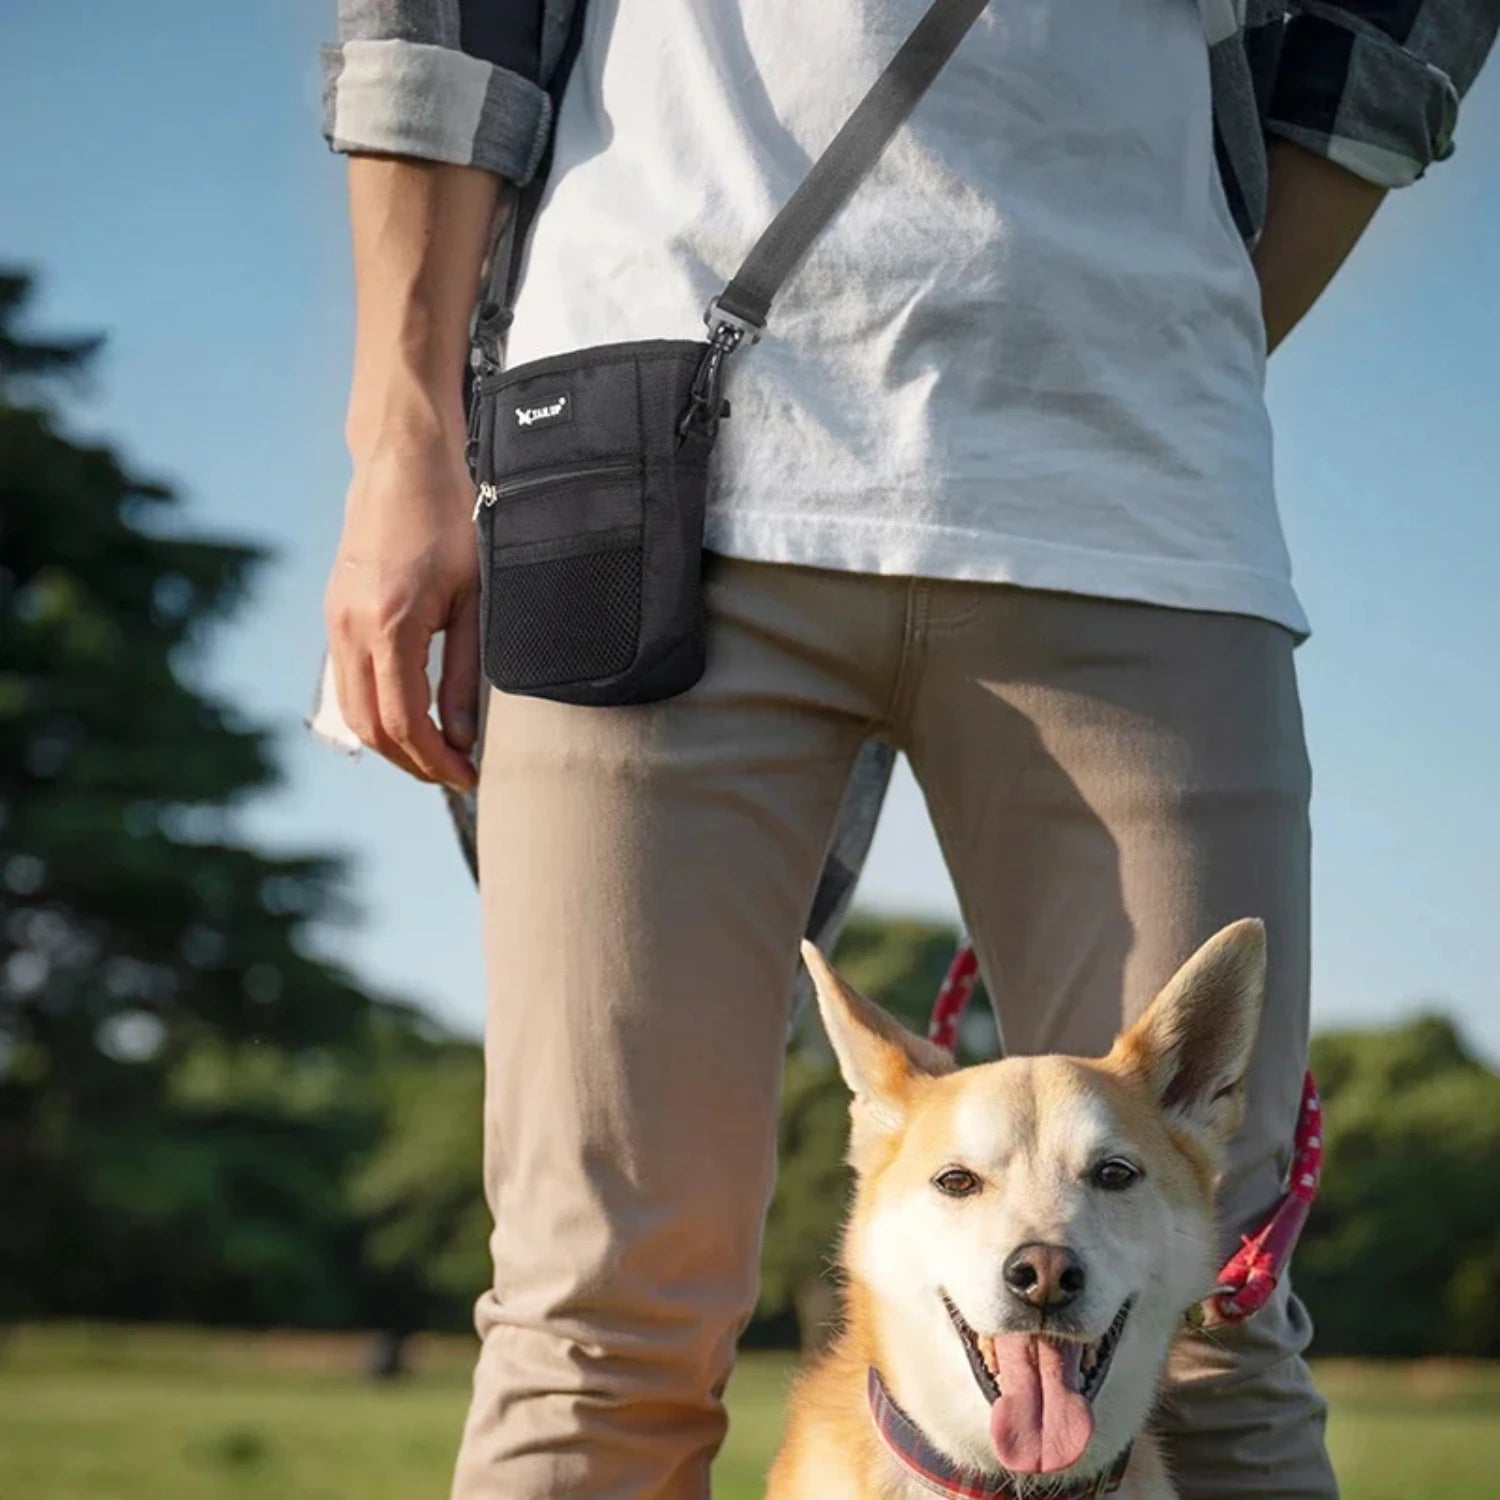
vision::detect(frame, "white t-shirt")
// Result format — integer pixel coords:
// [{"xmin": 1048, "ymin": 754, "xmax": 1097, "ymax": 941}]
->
[{"xmin": 501, "ymin": 0, "xmax": 1306, "ymax": 637}]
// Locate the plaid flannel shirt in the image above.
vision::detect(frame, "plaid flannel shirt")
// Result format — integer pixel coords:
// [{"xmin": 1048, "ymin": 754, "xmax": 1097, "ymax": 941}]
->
[
  {"xmin": 314, "ymin": 0, "xmax": 1494, "ymax": 976},
  {"xmin": 322, "ymin": 0, "xmax": 1497, "ymax": 242}
]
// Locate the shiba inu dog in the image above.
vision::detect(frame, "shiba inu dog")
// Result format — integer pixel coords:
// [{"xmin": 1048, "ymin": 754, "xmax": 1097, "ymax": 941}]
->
[{"xmin": 768, "ymin": 919, "xmax": 1267, "ymax": 1500}]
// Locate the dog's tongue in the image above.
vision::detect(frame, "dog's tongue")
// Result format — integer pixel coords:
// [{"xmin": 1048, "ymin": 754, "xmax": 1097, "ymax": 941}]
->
[{"xmin": 988, "ymin": 1336, "xmax": 1094, "ymax": 1474}]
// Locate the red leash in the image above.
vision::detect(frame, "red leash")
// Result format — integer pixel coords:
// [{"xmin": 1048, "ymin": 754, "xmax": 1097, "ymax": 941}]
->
[
  {"xmin": 927, "ymin": 942, "xmax": 981, "ymax": 1054},
  {"xmin": 1209, "ymin": 1069, "xmax": 1322, "ymax": 1321},
  {"xmin": 927, "ymin": 940, "xmax": 1321, "ymax": 1325}
]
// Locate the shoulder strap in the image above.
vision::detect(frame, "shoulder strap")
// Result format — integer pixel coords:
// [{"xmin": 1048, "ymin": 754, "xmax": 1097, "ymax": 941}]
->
[
  {"xmin": 487, "ymin": 0, "xmax": 988, "ymax": 351},
  {"xmin": 494, "ymin": 0, "xmax": 592, "ymax": 332},
  {"xmin": 712, "ymin": 0, "xmax": 988, "ymax": 337}
]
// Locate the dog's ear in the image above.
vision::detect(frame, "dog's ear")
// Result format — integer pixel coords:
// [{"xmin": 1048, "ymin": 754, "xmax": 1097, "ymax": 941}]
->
[
  {"xmin": 801, "ymin": 940, "xmax": 954, "ymax": 1136},
  {"xmin": 1112, "ymin": 919, "xmax": 1266, "ymax": 1143}
]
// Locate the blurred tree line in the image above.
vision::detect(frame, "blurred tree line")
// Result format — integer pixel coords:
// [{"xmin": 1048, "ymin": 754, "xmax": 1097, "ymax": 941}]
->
[
  {"xmin": 0, "ymin": 270, "xmax": 456, "ymax": 1340},
  {"xmin": 3, "ymin": 275, "xmax": 1497, "ymax": 1360}
]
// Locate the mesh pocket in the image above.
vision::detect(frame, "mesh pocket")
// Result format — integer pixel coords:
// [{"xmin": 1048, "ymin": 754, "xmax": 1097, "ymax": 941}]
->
[{"xmin": 485, "ymin": 541, "xmax": 643, "ymax": 690}]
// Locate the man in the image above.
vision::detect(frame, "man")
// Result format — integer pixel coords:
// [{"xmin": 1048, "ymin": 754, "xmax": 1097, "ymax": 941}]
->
[{"xmin": 318, "ymin": 3, "xmax": 1495, "ymax": 1497}]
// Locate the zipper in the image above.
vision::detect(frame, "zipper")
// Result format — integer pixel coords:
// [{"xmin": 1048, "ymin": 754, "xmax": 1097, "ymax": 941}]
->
[
  {"xmin": 472, "ymin": 458, "xmax": 640, "ymax": 521},
  {"xmin": 464, "ymin": 340, "xmax": 501, "ymax": 482},
  {"xmin": 464, "ymin": 393, "xmax": 484, "ymax": 485}
]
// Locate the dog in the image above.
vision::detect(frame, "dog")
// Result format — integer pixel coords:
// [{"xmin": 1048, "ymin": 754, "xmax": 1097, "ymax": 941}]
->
[{"xmin": 767, "ymin": 919, "xmax": 1267, "ymax": 1500}]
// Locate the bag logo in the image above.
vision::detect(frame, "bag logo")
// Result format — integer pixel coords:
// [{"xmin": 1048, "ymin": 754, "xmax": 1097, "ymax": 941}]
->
[{"xmin": 514, "ymin": 392, "xmax": 571, "ymax": 430}]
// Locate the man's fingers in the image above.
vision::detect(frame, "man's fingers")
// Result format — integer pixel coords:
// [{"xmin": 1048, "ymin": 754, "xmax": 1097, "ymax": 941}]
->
[
  {"xmin": 349, "ymin": 650, "xmax": 435, "ymax": 782},
  {"xmin": 372, "ymin": 622, "xmax": 478, "ymax": 792},
  {"xmin": 328, "ymin": 606, "xmax": 432, "ymax": 781},
  {"xmin": 438, "ymin": 591, "xmax": 481, "ymax": 755},
  {"xmin": 328, "ymin": 620, "xmax": 392, "ymax": 765},
  {"xmin": 327, "ymin": 631, "xmax": 370, "ymax": 751}
]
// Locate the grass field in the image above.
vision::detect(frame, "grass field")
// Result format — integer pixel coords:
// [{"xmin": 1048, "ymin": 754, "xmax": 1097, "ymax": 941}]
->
[{"xmin": 2, "ymin": 1325, "xmax": 1497, "ymax": 1499}]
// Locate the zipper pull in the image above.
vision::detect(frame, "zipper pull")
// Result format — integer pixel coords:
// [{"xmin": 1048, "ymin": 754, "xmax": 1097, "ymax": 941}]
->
[{"xmin": 471, "ymin": 480, "xmax": 499, "ymax": 523}]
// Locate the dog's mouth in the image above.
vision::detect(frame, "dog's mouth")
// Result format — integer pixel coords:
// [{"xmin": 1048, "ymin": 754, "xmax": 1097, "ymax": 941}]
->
[{"xmin": 941, "ymin": 1293, "xmax": 1134, "ymax": 1475}]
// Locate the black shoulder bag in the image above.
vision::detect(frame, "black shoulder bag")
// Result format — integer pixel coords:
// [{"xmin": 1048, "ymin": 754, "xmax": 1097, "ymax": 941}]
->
[{"xmin": 468, "ymin": 0, "xmax": 987, "ymax": 706}]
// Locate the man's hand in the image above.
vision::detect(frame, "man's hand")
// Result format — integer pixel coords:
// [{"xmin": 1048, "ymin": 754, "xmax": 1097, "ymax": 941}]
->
[
  {"xmin": 327, "ymin": 407, "xmax": 482, "ymax": 790},
  {"xmin": 1254, "ymin": 137, "xmax": 1387, "ymax": 356},
  {"xmin": 324, "ymin": 156, "xmax": 505, "ymax": 791}
]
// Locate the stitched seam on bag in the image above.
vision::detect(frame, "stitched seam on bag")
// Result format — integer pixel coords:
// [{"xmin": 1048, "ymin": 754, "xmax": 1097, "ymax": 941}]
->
[
  {"xmin": 633, "ymin": 351, "xmax": 647, "ymax": 467},
  {"xmin": 485, "ymin": 523, "xmax": 640, "ymax": 569},
  {"xmin": 617, "ymin": 355, "xmax": 653, "ymax": 686},
  {"xmin": 483, "ymin": 456, "xmax": 644, "ymax": 489},
  {"xmin": 477, "ymin": 342, "xmax": 703, "ymax": 393}
]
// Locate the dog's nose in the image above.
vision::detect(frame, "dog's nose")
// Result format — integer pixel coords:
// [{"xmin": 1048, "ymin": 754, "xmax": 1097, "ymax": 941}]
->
[{"xmin": 1003, "ymin": 1242, "xmax": 1086, "ymax": 1310}]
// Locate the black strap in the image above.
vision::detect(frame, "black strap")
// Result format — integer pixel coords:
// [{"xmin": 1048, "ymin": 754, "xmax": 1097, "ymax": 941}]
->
[
  {"xmin": 471, "ymin": 0, "xmax": 593, "ymax": 366},
  {"xmin": 498, "ymin": 3, "xmax": 591, "ymax": 323},
  {"xmin": 714, "ymin": 0, "xmax": 988, "ymax": 332}
]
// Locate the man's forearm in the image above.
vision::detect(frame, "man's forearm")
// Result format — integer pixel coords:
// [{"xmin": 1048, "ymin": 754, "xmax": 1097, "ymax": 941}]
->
[
  {"xmin": 325, "ymin": 156, "xmax": 510, "ymax": 791},
  {"xmin": 1253, "ymin": 137, "xmax": 1387, "ymax": 356},
  {"xmin": 345, "ymin": 156, "xmax": 508, "ymax": 461}
]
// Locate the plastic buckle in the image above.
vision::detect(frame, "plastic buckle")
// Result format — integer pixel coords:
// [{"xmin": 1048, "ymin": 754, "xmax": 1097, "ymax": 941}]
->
[{"xmin": 703, "ymin": 296, "xmax": 763, "ymax": 348}]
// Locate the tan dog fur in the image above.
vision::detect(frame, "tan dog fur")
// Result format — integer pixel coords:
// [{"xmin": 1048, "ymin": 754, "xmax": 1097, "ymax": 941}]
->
[{"xmin": 767, "ymin": 920, "xmax": 1267, "ymax": 1500}]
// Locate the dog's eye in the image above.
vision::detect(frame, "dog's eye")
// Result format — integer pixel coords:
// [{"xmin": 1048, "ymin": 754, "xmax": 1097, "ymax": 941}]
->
[
  {"xmin": 933, "ymin": 1167, "xmax": 982, "ymax": 1198},
  {"xmin": 1092, "ymin": 1157, "xmax": 1143, "ymax": 1191}
]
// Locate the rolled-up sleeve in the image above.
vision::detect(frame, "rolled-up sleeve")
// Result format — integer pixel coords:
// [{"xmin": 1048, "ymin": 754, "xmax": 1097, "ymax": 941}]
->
[
  {"xmin": 321, "ymin": 2, "xmax": 553, "ymax": 186},
  {"xmin": 1267, "ymin": 0, "xmax": 1498, "ymax": 187}
]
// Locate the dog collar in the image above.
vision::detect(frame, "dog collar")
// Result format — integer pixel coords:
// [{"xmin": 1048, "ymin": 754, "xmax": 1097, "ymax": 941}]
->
[{"xmin": 868, "ymin": 1366, "xmax": 1132, "ymax": 1500}]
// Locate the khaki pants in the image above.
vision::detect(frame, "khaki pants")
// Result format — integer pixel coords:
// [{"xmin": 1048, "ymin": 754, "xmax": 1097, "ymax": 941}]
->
[{"xmin": 454, "ymin": 558, "xmax": 1336, "ymax": 1500}]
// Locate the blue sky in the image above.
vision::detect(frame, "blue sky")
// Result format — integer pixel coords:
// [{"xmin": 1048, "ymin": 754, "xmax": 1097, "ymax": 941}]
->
[{"xmin": 4, "ymin": 3, "xmax": 1498, "ymax": 1058}]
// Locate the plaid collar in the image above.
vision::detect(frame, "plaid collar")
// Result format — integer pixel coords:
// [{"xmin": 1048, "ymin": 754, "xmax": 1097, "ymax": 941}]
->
[{"xmin": 868, "ymin": 1366, "xmax": 1132, "ymax": 1500}]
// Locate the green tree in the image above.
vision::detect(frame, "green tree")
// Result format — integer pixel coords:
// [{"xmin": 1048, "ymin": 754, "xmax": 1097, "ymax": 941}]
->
[
  {"xmin": 0, "ymin": 270, "xmax": 391, "ymax": 1324},
  {"xmin": 757, "ymin": 1052, "xmax": 852, "ymax": 1348},
  {"xmin": 349, "ymin": 1037, "xmax": 490, "ymax": 1334},
  {"xmin": 1299, "ymin": 1013, "xmax": 1500, "ymax": 1357}
]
